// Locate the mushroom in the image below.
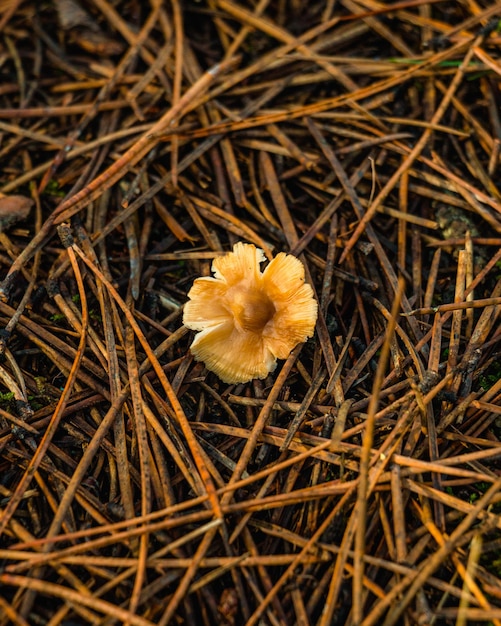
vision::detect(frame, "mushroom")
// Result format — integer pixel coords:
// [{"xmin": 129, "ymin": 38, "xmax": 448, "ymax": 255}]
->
[{"xmin": 183, "ymin": 242, "xmax": 318, "ymax": 384}]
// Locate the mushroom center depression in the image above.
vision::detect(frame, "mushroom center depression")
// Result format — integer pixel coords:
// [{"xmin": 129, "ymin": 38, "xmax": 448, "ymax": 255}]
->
[{"xmin": 227, "ymin": 286, "xmax": 276, "ymax": 333}]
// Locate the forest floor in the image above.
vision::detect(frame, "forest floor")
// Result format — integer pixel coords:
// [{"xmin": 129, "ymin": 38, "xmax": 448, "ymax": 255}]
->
[{"xmin": 1, "ymin": 1, "xmax": 501, "ymax": 624}]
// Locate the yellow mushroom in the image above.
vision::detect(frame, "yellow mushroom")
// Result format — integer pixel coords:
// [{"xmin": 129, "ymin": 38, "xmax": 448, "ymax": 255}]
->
[{"xmin": 183, "ymin": 242, "xmax": 318, "ymax": 384}]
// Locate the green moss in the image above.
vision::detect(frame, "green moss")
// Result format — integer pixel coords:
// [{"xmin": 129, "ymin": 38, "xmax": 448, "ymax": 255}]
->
[
  {"xmin": 50, "ymin": 313, "xmax": 66, "ymax": 323},
  {"xmin": 478, "ymin": 361, "xmax": 501, "ymax": 391},
  {"xmin": 0, "ymin": 391, "xmax": 15, "ymax": 405}
]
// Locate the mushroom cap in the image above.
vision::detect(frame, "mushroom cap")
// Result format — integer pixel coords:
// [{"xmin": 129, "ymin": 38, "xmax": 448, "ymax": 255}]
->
[{"xmin": 183, "ymin": 242, "xmax": 317, "ymax": 384}]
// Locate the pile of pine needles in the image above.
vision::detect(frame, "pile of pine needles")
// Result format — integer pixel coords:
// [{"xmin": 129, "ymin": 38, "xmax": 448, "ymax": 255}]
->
[{"xmin": 1, "ymin": 1, "xmax": 501, "ymax": 624}]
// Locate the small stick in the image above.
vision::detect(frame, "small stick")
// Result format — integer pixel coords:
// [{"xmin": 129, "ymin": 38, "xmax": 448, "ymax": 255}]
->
[{"xmin": 403, "ymin": 296, "xmax": 501, "ymax": 317}]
